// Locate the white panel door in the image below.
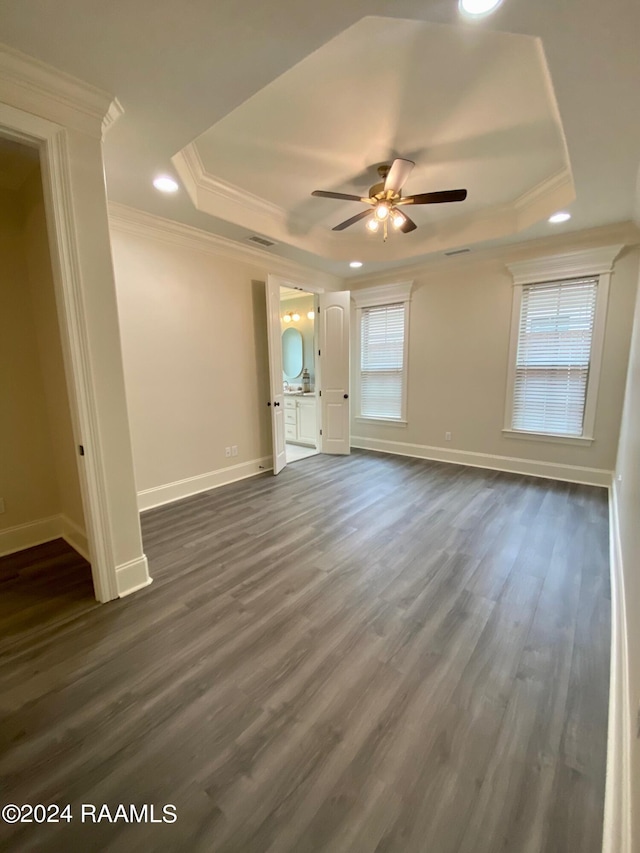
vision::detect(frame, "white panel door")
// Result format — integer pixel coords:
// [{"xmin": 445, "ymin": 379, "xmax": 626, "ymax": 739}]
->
[
  {"xmin": 319, "ymin": 291, "xmax": 350, "ymax": 455},
  {"xmin": 265, "ymin": 276, "xmax": 287, "ymax": 475}
]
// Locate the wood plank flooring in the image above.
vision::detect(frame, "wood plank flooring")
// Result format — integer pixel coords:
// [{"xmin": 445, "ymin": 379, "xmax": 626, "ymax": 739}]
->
[{"xmin": 0, "ymin": 451, "xmax": 610, "ymax": 852}]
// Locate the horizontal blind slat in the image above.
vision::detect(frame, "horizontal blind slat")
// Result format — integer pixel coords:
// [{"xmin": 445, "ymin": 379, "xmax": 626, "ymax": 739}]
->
[
  {"xmin": 360, "ymin": 304, "xmax": 405, "ymax": 419},
  {"xmin": 512, "ymin": 278, "xmax": 597, "ymax": 436}
]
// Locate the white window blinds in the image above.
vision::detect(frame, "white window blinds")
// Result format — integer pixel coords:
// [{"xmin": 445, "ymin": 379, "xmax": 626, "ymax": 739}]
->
[
  {"xmin": 512, "ymin": 277, "xmax": 598, "ymax": 436},
  {"xmin": 360, "ymin": 303, "xmax": 405, "ymax": 419}
]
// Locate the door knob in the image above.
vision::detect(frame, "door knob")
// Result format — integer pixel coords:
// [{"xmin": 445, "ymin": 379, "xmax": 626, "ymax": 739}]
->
[
  {"xmin": 343, "ymin": 394, "xmax": 349, "ymax": 399},
  {"xmin": 267, "ymin": 402, "xmax": 271, "ymax": 406}
]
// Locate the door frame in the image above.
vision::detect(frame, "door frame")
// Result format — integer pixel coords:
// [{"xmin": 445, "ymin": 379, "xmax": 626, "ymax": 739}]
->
[
  {"xmin": 266, "ymin": 274, "xmax": 324, "ymax": 473},
  {"xmin": 0, "ymin": 103, "xmax": 118, "ymax": 602}
]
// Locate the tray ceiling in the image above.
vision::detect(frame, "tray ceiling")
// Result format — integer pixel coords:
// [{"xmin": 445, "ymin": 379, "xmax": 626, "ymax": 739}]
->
[{"xmin": 174, "ymin": 17, "xmax": 573, "ymax": 263}]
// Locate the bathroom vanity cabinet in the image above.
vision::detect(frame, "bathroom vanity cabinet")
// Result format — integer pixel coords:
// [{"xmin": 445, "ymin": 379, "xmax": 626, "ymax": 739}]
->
[{"xmin": 284, "ymin": 395, "xmax": 317, "ymax": 446}]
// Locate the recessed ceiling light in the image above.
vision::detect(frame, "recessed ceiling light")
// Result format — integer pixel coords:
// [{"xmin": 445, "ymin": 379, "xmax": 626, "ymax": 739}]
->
[
  {"xmin": 548, "ymin": 211, "xmax": 572, "ymax": 224},
  {"xmin": 153, "ymin": 175, "xmax": 179, "ymax": 193},
  {"xmin": 459, "ymin": 0, "xmax": 503, "ymax": 16},
  {"xmin": 349, "ymin": 261, "xmax": 363, "ymax": 268}
]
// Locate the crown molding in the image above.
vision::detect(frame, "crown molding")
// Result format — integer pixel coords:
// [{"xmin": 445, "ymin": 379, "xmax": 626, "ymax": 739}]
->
[
  {"xmin": 0, "ymin": 42, "xmax": 121, "ymax": 138},
  {"xmin": 351, "ymin": 280, "xmax": 413, "ymax": 307},
  {"xmin": 102, "ymin": 97, "xmax": 124, "ymax": 135},
  {"xmin": 514, "ymin": 168, "xmax": 572, "ymax": 212},
  {"xmin": 506, "ymin": 243, "xmax": 625, "ymax": 285},
  {"xmin": 108, "ymin": 201, "xmax": 326, "ymax": 279},
  {"xmin": 349, "ymin": 221, "xmax": 640, "ymax": 288},
  {"xmin": 174, "ymin": 142, "xmax": 298, "ymax": 224}
]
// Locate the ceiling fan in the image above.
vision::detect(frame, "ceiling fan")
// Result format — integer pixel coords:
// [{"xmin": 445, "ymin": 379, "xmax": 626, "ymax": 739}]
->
[{"xmin": 311, "ymin": 158, "xmax": 467, "ymax": 239}]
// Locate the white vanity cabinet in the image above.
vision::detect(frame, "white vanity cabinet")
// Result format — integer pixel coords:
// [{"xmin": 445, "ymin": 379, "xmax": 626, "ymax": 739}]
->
[{"xmin": 284, "ymin": 395, "xmax": 317, "ymax": 446}]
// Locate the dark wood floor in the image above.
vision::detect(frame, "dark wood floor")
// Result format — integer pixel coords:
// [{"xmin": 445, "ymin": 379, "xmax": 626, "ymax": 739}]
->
[{"xmin": 0, "ymin": 451, "xmax": 610, "ymax": 852}]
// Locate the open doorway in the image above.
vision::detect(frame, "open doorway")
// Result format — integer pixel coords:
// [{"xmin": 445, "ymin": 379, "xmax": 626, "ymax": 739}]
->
[
  {"xmin": 266, "ymin": 275, "xmax": 351, "ymax": 475},
  {"xmin": 280, "ymin": 286, "xmax": 320, "ymax": 464},
  {"xmin": 0, "ymin": 136, "xmax": 92, "ymax": 600}
]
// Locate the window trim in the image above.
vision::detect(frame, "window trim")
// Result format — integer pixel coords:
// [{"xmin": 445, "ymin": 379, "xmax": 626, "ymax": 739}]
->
[
  {"xmin": 352, "ymin": 281, "xmax": 413, "ymax": 425},
  {"xmin": 503, "ymin": 245, "xmax": 623, "ymax": 443}
]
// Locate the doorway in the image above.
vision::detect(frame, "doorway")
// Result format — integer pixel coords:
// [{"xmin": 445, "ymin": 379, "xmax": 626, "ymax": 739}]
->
[
  {"xmin": 280, "ymin": 286, "xmax": 320, "ymax": 464},
  {"xmin": 265, "ymin": 275, "xmax": 351, "ymax": 476},
  {"xmin": 0, "ymin": 136, "xmax": 91, "ymax": 593}
]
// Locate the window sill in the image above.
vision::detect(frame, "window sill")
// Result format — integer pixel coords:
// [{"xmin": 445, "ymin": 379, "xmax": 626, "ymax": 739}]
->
[
  {"xmin": 355, "ymin": 416, "xmax": 408, "ymax": 428},
  {"xmin": 502, "ymin": 428, "xmax": 593, "ymax": 447}
]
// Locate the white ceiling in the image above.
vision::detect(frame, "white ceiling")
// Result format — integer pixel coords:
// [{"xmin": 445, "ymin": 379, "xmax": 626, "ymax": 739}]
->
[
  {"xmin": 177, "ymin": 17, "xmax": 572, "ymax": 263},
  {"xmin": 0, "ymin": 0, "xmax": 638, "ymax": 276}
]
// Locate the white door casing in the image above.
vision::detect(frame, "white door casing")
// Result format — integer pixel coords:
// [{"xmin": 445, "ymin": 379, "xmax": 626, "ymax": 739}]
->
[
  {"xmin": 319, "ymin": 291, "xmax": 350, "ymax": 455},
  {"xmin": 266, "ymin": 275, "xmax": 287, "ymax": 475},
  {"xmin": 0, "ymin": 101, "xmax": 149, "ymax": 601}
]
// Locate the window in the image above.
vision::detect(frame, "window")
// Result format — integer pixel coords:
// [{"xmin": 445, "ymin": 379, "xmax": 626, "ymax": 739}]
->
[
  {"xmin": 512, "ymin": 278, "xmax": 597, "ymax": 436},
  {"xmin": 360, "ymin": 303, "xmax": 406, "ymax": 419},
  {"xmin": 352, "ymin": 281, "xmax": 413, "ymax": 424},
  {"xmin": 505, "ymin": 245, "xmax": 621, "ymax": 443}
]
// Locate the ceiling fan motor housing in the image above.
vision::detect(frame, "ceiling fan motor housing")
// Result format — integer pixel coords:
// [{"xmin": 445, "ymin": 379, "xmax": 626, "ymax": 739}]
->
[{"xmin": 369, "ymin": 163, "xmax": 392, "ymax": 199}]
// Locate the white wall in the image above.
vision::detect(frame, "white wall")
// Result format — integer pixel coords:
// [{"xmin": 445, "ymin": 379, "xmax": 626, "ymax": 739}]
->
[
  {"xmin": 109, "ymin": 211, "xmax": 338, "ymax": 508},
  {"xmin": 613, "ymin": 263, "xmax": 640, "ymax": 851},
  {"xmin": 0, "ymin": 174, "xmax": 87, "ymax": 558},
  {"xmin": 0, "ymin": 188, "xmax": 61, "ymax": 536},
  {"xmin": 351, "ymin": 231, "xmax": 639, "ymax": 484},
  {"xmin": 22, "ymin": 172, "xmax": 86, "ymax": 539}
]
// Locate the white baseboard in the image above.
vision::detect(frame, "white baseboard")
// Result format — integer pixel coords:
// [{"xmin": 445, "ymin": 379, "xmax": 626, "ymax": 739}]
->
[
  {"xmin": 602, "ymin": 479, "xmax": 631, "ymax": 853},
  {"xmin": 116, "ymin": 554, "xmax": 152, "ymax": 598},
  {"xmin": 0, "ymin": 515, "xmax": 61, "ymax": 557},
  {"xmin": 60, "ymin": 514, "xmax": 90, "ymax": 561},
  {"xmin": 0, "ymin": 513, "xmax": 88, "ymax": 559},
  {"xmin": 137, "ymin": 456, "xmax": 273, "ymax": 511},
  {"xmin": 351, "ymin": 436, "xmax": 611, "ymax": 487}
]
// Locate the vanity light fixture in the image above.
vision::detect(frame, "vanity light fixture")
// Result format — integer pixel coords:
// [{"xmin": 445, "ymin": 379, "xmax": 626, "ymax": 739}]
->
[
  {"xmin": 307, "ymin": 311, "xmax": 315, "ymax": 320},
  {"xmin": 153, "ymin": 174, "xmax": 179, "ymax": 193},
  {"xmin": 291, "ymin": 312, "xmax": 300, "ymax": 322},
  {"xmin": 283, "ymin": 313, "xmax": 292, "ymax": 323},
  {"xmin": 548, "ymin": 211, "xmax": 572, "ymax": 224}
]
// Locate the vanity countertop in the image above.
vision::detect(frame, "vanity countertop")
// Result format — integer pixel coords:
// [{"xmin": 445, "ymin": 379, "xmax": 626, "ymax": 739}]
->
[{"xmin": 283, "ymin": 390, "xmax": 316, "ymax": 397}]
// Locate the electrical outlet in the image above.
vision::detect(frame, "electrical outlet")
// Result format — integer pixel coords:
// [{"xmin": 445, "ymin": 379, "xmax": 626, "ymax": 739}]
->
[
  {"xmin": 0, "ymin": 498, "xmax": 5, "ymax": 514},
  {"xmin": 225, "ymin": 447, "xmax": 231, "ymax": 458},
  {"xmin": 231, "ymin": 446, "xmax": 238, "ymax": 457},
  {"xmin": 445, "ymin": 432, "xmax": 452, "ymax": 441}
]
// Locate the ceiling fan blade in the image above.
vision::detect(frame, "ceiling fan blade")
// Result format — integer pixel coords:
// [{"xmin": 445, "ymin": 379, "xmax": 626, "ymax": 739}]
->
[
  {"xmin": 398, "ymin": 189, "xmax": 468, "ymax": 205},
  {"xmin": 312, "ymin": 190, "xmax": 366, "ymax": 202},
  {"xmin": 332, "ymin": 209, "xmax": 373, "ymax": 231},
  {"xmin": 400, "ymin": 213, "xmax": 417, "ymax": 233},
  {"xmin": 384, "ymin": 158, "xmax": 415, "ymax": 194}
]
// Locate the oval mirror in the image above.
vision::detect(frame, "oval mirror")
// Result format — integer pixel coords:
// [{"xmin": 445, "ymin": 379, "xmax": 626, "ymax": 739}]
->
[{"xmin": 282, "ymin": 327, "xmax": 303, "ymax": 379}]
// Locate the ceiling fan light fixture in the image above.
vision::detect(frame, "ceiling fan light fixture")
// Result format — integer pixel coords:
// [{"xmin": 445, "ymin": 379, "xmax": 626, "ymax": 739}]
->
[
  {"xmin": 367, "ymin": 218, "xmax": 380, "ymax": 233},
  {"xmin": 374, "ymin": 202, "xmax": 390, "ymax": 221},
  {"xmin": 459, "ymin": 0, "xmax": 503, "ymax": 17},
  {"xmin": 392, "ymin": 211, "xmax": 406, "ymax": 229}
]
